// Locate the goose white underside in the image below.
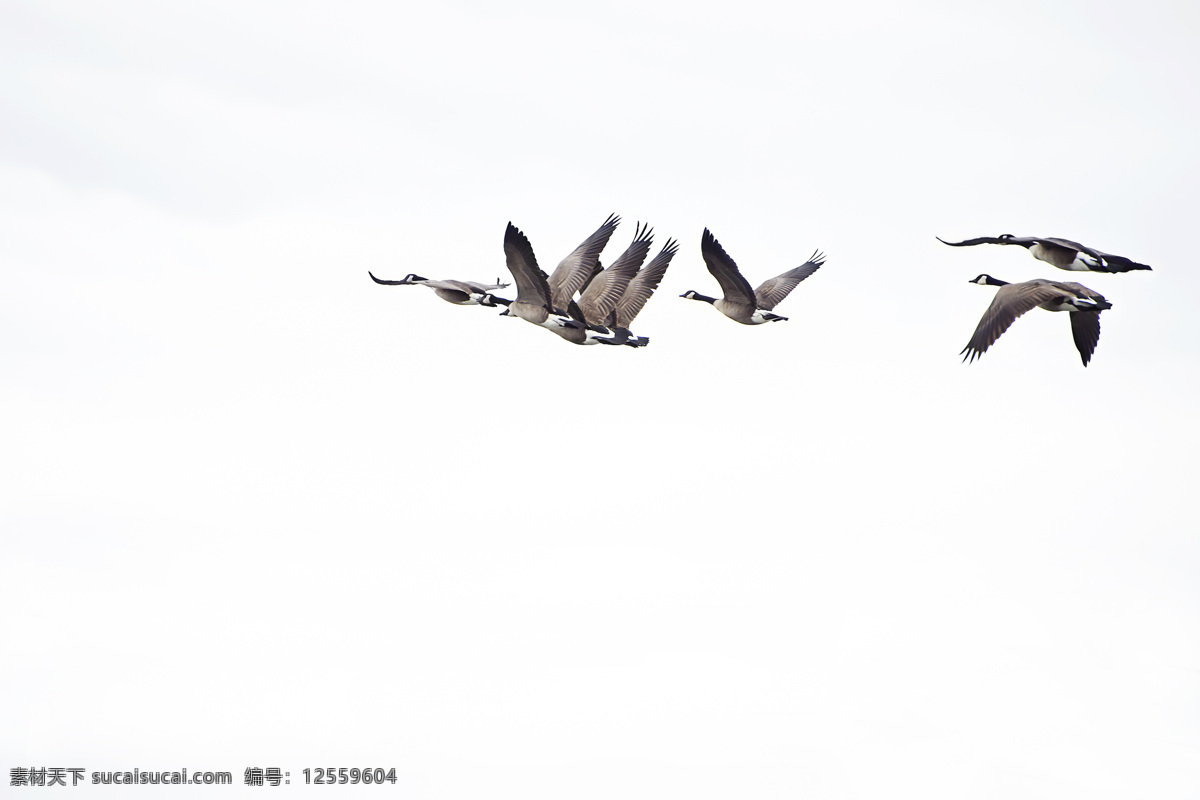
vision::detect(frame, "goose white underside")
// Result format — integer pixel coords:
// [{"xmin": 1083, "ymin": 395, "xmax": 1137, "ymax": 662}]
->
[{"xmin": 582, "ymin": 329, "xmax": 615, "ymax": 344}]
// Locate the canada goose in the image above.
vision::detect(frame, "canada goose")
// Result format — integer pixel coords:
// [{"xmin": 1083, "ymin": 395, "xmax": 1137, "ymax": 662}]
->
[
  {"xmin": 367, "ymin": 272, "xmax": 510, "ymax": 304},
  {"xmin": 681, "ymin": 229, "xmax": 825, "ymax": 324},
  {"xmin": 581, "ymin": 235, "xmax": 679, "ymax": 346},
  {"xmin": 494, "ymin": 221, "xmax": 631, "ymax": 346},
  {"xmin": 962, "ymin": 274, "xmax": 1112, "ymax": 366},
  {"xmin": 576, "ymin": 222, "xmax": 655, "ymax": 345},
  {"xmin": 937, "ymin": 234, "xmax": 1151, "ymax": 273}
]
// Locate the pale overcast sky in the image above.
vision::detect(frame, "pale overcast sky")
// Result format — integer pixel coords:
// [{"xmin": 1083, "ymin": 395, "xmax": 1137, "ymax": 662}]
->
[{"xmin": 3, "ymin": 1, "xmax": 1199, "ymax": 797}]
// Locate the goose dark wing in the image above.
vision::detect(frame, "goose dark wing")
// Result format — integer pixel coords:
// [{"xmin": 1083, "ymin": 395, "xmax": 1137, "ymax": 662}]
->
[
  {"xmin": 753, "ymin": 250, "xmax": 825, "ymax": 311},
  {"xmin": 960, "ymin": 281, "xmax": 1069, "ymax": 363},
  {"xmin": 1089, "ymin": 251, "xmax": 1150, "ymax": 272},
  {"xmin": 700, "ymin": 229, "xmax": 755, "ymax": 305},
  {"xmin": 548, "ymin": 214, "xmax": 620, "ymax": 312},
  {"xmin": 937, "ymin": 235, "xmax": 1036, "ymax": 248},
  {"xmin": 368, "ymin": 272, "xmax": 411, "ymax": 285},
  {"xmin": 504, "ymin": 222, "xmax": 552, "ymax": 306},
  {"xmin": 1069, "ymin": 311, "xmax": 1102, "ymax": 366},
  {"xmin": 577, "ymin": 222, "xmax": 653, "ymax": 324},
  {"xmin": 614, "ymin": 237, "xmax": 678, "ymax": 329}
]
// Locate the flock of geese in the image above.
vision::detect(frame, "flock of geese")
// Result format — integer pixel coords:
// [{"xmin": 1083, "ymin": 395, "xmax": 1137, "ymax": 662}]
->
[
  {"xmin": 369, "ymin": 218, "xmax": 1152, "ymax": 366},
  {"xmin": 945, "ymin": 234, "xmax": 1150, "ymax": 366}
]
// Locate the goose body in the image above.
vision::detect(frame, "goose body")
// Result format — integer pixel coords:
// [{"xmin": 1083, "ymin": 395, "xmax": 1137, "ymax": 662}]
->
[
  {"xmin": 961, "ymin": 274, "xmax": 1112, "ymax": 366},
  {"xmin": 367, "ymin": 272, "xmax": 509, "ymax": 304},
  {"xmin": 682, "ymin": 229, "xmax": 825, "ymax": 325},
  {"xmin": 937, "ymin": 234, "xmax": 1151, "ymax": 273}
]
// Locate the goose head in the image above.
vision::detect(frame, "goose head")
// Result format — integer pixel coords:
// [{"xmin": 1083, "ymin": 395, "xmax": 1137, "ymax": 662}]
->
[
  {"xmin": 969, "ymin": 274, "xmax": 1008, "ymax": 287},
  {"xmin": 680, "ymin": 290, "xmax": 715, "ymax": 304}
]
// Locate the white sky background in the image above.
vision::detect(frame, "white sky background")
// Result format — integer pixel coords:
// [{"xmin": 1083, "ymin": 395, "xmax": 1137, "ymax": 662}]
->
[{"xmin": 3, "ymin": 0, "xmax": 1199, "ymax": 797}]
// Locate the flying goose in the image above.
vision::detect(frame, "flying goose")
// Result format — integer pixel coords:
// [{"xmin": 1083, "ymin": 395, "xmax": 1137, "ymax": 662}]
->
[
  {"xmin": 961, "ymin": 274, "xmax": 1112, "ymax": 366},
  {"xmin": 937, "ymin": 234, "xmax": 1151, "ymax": 273},
  {"xmin": 490, "ymin": 221, "xmax": 632, "ymax": 346},
  {"xmin": 607, "ymin": 237, "xmax": 679, "ymax": 346},
  {"xmin": 367, "ymin": 272, "xmax": 510, "ymax": 304},
  {"xmin": 575, "ymin": 222, "xmax": 656, "ymax": 346},
  {"xmin": 681, "ymin": 229, "xmax": 825, "ymax": 324},
  {"xmin": 580, "ymin": 234, "xmax": 679, "ymax": 346}
]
